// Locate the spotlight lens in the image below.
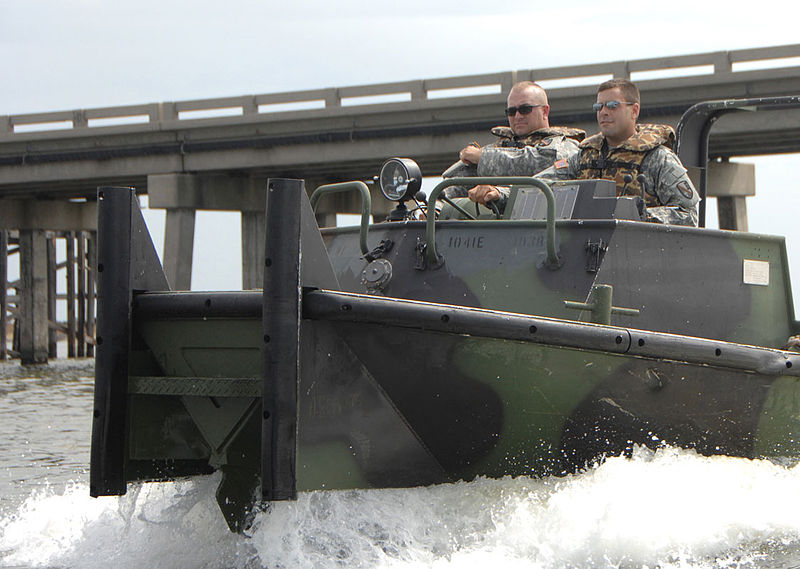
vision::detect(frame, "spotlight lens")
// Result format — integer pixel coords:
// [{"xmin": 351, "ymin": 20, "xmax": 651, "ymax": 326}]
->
[{"xmin": 379, "ymin": 158, "xmax": 421, "ymax": 202}]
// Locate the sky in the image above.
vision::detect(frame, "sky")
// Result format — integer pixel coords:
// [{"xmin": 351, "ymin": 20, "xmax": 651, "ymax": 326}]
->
[
  {"xmin": 3, "ymin": 0, "xmax": 800, "ymax": 114},
  {"xmin": 3, "ymin": 0, "xmax": 800, "ymax": 303}
]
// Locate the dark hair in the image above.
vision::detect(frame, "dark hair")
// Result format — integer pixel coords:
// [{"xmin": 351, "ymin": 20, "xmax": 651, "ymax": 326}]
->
[{"xmin": 597, "ymin": 78, "xmax": 640, "ymax": 104}]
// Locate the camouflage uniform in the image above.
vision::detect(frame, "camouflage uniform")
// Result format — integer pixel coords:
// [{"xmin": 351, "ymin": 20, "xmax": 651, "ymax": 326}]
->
[
  {"xmin": 444, "ymin": 126, "xmax": 584, "ymax": 198},
  {"xmin": 536, "ymin": 124, "xmax": 699, "ymax": 226}
]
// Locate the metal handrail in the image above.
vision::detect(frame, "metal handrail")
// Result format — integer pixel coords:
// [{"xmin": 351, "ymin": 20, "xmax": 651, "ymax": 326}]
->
[
  {"xmin": 675, "ymin": 95, "xmax": 800, "ymax": 228},
  {"xmin": 309, "ymin": 181, "xmax": 371, "ymax": 255},
  {"xmin": 425, "ymin": 177, "xmax": 559, "ymax": 268}
]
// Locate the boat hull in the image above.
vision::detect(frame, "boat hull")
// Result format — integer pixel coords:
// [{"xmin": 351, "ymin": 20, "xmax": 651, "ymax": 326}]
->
[{"xmin": 90, "ymin": 183, "xmax": 800, "ymax": 533}]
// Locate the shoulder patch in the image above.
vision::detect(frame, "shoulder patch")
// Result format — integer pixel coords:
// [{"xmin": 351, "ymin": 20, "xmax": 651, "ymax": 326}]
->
[
  {"xmin": 677, "ymin": 180, "xmax": 695, "ymax": 199},
  {"xmin": 554, "ymin": 159, "xmax": 569, "ymax": 169}
]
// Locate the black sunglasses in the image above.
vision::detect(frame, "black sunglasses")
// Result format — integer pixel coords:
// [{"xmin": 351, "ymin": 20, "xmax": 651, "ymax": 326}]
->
[
  {"xmin": 592, "ymin": 100, "xmax": 636, "ymax": 112},
  {"xmin": 504, "ymin": 104, "xmax": 544, "ymax": 117}
]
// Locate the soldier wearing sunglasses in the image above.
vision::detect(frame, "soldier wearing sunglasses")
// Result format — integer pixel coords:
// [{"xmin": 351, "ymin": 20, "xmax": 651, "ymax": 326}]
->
[
  {"xmin": 537, "ymin": 78, "xmax": 699, "ymax": 226},
  {"xmin": 443, "ymin": 81, "xmax": 584, "ymax": 206}
]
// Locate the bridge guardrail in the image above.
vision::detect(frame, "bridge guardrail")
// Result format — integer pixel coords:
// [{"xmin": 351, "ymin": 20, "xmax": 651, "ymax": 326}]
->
[{"xmin": 2, "ymin": 44, "xmax": 800, "ymax": 136}]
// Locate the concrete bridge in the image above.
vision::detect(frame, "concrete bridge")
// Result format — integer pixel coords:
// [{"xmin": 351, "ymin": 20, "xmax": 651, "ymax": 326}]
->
[
  {"xmin": 3, "ymin": 44, "xmax": 800, "ymax": 362},
  {"xmin": 3, "ymin": 44, "xmax": 800, "ymax": 196}
]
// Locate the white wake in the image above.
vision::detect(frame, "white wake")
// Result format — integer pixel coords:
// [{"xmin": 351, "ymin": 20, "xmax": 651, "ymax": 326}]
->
[{"xmin": 2, "ymin": 447, "xmax": 799, "ymax": 569}]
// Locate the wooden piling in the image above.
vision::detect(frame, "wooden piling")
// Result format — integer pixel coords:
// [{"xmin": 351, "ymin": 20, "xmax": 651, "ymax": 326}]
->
[
  {"xmin": 66, "ymin": 231, "xmax": 76, "ymax": 358},
  {"xmin": 1, "ymin": 230, "xmax": 7, "ymax": 360},
  {"xmin": 0, "ymin": 218, "xmax": 99, "ymax": 361},
  {"xmin": 18, "ymin": 229, "xmax": 49, "ymax": 364},
  {"xmin": 77, "ymin": 231, "xmax": 86, "ymax": 357},
  {"xmin": 86, "ymin": 232, "xmax": 96, "ymax": 357},
  {"xmin": 47, "ymin": 233, "xmax": 58, "ymax": 358}
]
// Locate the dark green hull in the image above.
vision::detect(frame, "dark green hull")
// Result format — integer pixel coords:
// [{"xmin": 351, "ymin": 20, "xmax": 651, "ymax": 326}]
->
[
  {"xmin": 130, "ymin": 289, "xmax": 800, "ymax": 483},
  {"xmin": 89, "ymin": 179, "xmax": 800, "ymax": 532}
]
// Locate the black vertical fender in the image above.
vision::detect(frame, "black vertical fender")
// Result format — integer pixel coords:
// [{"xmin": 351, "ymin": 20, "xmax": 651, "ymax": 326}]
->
[
  {"xmin": 90, "ymin": 187, "xmax": 168, "ymax": 497},
  {"xmin": 260, "ymin": 178, "xmax": 341, "ymax": 502},
  {"xmin": 261, "ymin": 179, "xmax": 302, "ymax": 501}
]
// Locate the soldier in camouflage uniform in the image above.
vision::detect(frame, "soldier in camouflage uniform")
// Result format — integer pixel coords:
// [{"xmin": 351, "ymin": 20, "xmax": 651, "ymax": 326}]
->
[
  {"xmin": 444, "ymin": 81, "xmax": 584, "ymax": 202},
  {"xmin": 536, "ymin": 78, "xmax": 699, "ymax": 226}
]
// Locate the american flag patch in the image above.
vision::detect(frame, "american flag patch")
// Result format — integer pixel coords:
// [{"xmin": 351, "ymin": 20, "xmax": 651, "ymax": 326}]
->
[{"xmin": 554, "ymin": 159, "xmax": 568, "ymax": 169}]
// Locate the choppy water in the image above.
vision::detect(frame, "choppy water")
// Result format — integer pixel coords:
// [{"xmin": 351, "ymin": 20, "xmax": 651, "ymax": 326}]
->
[{"xmin": 2, "ymin": 360, "xmax": 800, "ymax": 569}]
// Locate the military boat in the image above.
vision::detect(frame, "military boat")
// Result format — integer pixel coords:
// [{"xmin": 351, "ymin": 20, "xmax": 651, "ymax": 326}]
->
[{"xmin": 90, "ymin": 97, "xmax": 800, "ymax": 532}]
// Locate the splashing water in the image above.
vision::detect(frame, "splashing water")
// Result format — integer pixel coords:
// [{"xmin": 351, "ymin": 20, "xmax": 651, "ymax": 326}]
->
[{"xmin": 2, "ymin": 446, "xmax": 800, "ymax": 569}]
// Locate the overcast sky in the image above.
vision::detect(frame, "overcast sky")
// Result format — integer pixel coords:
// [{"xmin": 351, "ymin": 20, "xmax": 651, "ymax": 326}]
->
[
  {"xmin": 3, "ymin": 1, "xmax": 800, "ymax": 301},
  {"xmin": 3, "ymin": 0, "xmax": 800, "ymax": 114}
]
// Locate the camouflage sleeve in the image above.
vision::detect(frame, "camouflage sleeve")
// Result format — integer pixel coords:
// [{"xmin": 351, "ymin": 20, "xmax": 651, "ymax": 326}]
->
[
  {"xmin": 477, "ymin": 136, "xmax": 579, "ymax": 177},
  {"xmin": 441, "ymin": 161, "xmax": 478, "ymax": 198},
  {"xmin": 491, "ymin": 142, "xmax": 581, "ymax": 213},
  {"xmin": 641, "ymin": 146, "xmax": 700, "ymax": 227},
  {"xmin": 535, "ymin": 148, "xmax": 581, "ymax": 181}
]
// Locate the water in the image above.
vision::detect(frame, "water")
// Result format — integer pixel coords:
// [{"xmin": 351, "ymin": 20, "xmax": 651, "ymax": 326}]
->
[
  {"xmin": 0, "ymin": 361, "xmax": 94, "ymax": 512},
  {"xmin": 2, "ymin": 361, "xmax": 800, "ymax": 568}
]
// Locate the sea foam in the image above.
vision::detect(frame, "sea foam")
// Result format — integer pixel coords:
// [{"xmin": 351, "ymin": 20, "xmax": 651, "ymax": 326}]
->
[{"xmin": 1, "ymin": 447, "xmax": 799, "ymax": 569}]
